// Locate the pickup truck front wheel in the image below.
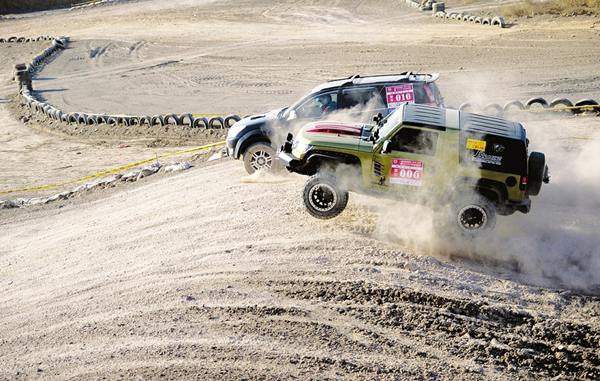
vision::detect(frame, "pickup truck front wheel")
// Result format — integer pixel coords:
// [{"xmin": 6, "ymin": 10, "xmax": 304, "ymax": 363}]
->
[
  {"xmin": 450, "ymin": 194, "xmax": 497, "ymax": 236},
  {"xmin": 302, "ymin": 173, "xmax": 348, "ymax": 219},
  {"xmin": 243, "ymin": 142, "xmax": 279, "ymax": 174}
]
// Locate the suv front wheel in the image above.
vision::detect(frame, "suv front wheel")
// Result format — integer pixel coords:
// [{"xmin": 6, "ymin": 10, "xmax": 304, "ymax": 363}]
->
[
  {"xmin": 302, "ymin": 173, "xmax": 349, "ymax": 219},
  {"xmin": 243, "ymin": 142, "xmax": 280, "ymax": 174},
  {"xmin": 449, "ymin": 194, "xmax": 497, "ymax": 237}
]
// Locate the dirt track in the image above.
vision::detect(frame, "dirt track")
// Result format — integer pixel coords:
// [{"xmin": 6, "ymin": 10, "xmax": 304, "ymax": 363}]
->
[{"xmin": 1, "ymin": 1, "xmax": 600, "ymax": 380}]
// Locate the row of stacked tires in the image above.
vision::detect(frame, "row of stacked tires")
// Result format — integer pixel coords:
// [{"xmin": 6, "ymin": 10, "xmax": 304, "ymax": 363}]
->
[
  {"xmin": 0, "ymin": 36, "xmax": 58, "ymax": 43},
  {"xmin": 8, "ymin": 35, "xmax": 244, "ymax": 129},
  {"xmin": 434, "ymin": 11, "xmax": 505, "ymax": 28},
  {"xmin": 22, "ymin": 93, "xmax": 243, "ymax": 129},
  {"xmin": 457, "ymin": 97, "xmax": 600, "ymax": 115},
  {"xmin": 402, "ymin": 0, "xmax": 505, "ymax": 28}
]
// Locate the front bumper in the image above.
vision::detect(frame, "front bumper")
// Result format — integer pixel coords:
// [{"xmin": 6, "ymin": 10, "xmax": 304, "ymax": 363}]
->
[{"xmin": 277, "ymin": 150, "xmax": 303, "ymax": 171}]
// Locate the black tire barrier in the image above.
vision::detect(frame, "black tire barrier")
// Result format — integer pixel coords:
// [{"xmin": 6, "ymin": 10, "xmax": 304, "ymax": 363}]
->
[
  {"xmin": 459, "ymin": 102, "xmax": 480, "ymax": 112},
  {"xmin": 526, "ymin": 97, "xmax": 549, "ymax": 109},
  {"xmin": 573, "ymin": 99, "xmax": 600, "ymax": 114},
  {"xmin": 139, "ymin": 116, "xmax": 152, "ymax": 126},
  {"xmin": 429, "ymin": 10, "xmax": 505, "ymax": 28},
  {"xmin": 179, "ymin": 113, "xmax": 194, "ymax": 126},
  {"xmin": 117, "ymin": 116, "xmax": 131, "ymax": 126},
  {"xmin": 163, "ymin": 113, "xmax": 181, "ymax": 125},
  {"xmin": 503, "ymin": 100, "xmax": 525, "ymax": 111},
  {"xmin": 86, "ymin": 115, "xmax": 99, "ymax": 125},
  {"xmin": 8, "ymin": 37, "xmax": 17, "ymax": 42},
  {"xmin": 492, "ymin": 17, "xmax": 505, "ymax": 28},
  {"xmin": 549, "ymin": 98, "xmax": 574, "ymax": 109},
  {"xmin": 151, "ymin": 115, "xmax": 164, "ymax": 126},
  {"xmin": 483, "ymin": 103, "xmax": 503, "ymax": 116},
  {"xmin": 224, "ymin": 114, "xmax": 241, "ymax": 128},
  {"xmin": 193, "ymin": 117, "xmax": 209, "ymax": 128},
  {"xmin": 208, "ymin": 116, "xmax": 224, "ymax": 129},
  {"xmin": 35, "ymin": 102, "xmax": 47, "ymax": 113}
]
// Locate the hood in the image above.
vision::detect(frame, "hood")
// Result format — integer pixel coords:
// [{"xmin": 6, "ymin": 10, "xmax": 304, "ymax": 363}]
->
[
  {"xmin": 299, "ymin": 121, "xmax": 366, "ymax": 151},
  {"xmin": 228, "ymin": 107, "xmax": 285, "ymax": 137}
]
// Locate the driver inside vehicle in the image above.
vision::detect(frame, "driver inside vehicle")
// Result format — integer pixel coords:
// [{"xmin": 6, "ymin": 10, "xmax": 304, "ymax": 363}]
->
[{"xmin": 318, "ymin": 94, "xmax": 337, "ymax": 114}]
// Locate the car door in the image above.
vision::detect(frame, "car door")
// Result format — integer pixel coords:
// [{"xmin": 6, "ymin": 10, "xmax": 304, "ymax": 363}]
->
[
  {"xmin": 335, "ymin": 87, "xmax": 386, "ymax": 123},
  {"xmin": 371, "ymin": 125, "xmax": 445, "ymax": 202}
]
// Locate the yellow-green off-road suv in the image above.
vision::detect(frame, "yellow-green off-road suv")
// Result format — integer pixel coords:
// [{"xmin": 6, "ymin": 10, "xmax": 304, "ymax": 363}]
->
[{"xmin": 278, "ymin": 103, "xmax": 550, "ymax": 236}]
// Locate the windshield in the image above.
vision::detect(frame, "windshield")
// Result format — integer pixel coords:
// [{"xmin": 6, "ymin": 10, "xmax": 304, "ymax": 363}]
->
[
  {"xmin": 281, "ymin": 91, "xmax": 314, "ymax": 118},
  {"xmin": 375, "ymin": 106, "xmax": 403, "ymax": 143}
]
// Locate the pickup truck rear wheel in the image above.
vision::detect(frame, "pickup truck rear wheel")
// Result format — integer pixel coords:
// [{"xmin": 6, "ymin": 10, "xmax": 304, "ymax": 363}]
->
[
  {"xmin": 303, "ymin": 173, "xmax": 348, "ymax": 219},
  {"xmin": 450, "ymin": 195, "xmax": 497, "ymax": 236},
  {"xmin": 243, "ymin": 142, "xmax": 279, "ymax": 174}
]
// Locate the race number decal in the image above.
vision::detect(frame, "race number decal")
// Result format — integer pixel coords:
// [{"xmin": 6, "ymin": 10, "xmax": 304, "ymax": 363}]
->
[
  {"xmin": 390, "ymin": 159, "xmax": 423, "ymax": 187},
  {"xmin": 386, "ymin": 85, "xmax": 415, "ymax": 108}
]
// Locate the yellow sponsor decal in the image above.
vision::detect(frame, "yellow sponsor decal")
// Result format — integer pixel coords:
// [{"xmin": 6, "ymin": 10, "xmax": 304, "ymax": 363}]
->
[{"xmin": 466, "ymin": 139, "xmax": 486, "ymax": 151}]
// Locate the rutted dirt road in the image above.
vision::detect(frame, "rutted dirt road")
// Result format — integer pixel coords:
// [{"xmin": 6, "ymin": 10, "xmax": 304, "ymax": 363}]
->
[{"xmin": 1, "ymin": 1, "xmax": 599, "ymax": 379}]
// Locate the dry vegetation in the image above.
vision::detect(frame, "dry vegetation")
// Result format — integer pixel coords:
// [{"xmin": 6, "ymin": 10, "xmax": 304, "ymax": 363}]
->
[
  {"xmin": 0, "ymin": 0, "xmax": 76, "ymax": 14},
  {"xmin": 503, "ymin": 0, "xmax": 600, "ymax": 17}
]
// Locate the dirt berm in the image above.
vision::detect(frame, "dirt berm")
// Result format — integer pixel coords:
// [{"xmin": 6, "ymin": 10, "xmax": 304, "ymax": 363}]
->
[{"xmin": 1, "ymin": 0, "xmax": 599, "ymax": 380}]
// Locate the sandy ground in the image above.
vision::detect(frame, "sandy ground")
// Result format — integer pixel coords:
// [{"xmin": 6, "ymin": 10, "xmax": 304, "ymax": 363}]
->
[{"xmin": 1, "ymin": 0, "xmax": 600, "ymax": 379}]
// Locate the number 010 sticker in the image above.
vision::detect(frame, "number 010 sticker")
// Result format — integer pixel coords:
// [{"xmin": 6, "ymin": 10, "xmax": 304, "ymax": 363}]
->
[
  {"xmin": 390, "ymin": 159, "xmax": 423, "ymax": 186},
  {"xmin": 386, "ymin": 85, "xmax": 415, "ymax": 108}
]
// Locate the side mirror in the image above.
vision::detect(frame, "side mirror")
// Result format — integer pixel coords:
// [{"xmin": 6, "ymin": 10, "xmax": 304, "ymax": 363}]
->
[
  {"xmin": 372, "ymin": 113, "xmax": 383, "ymax": 123},
  {"xmin": 287, "ymin": 110, "xmax": 297, "ymax": 121},
  {"xmin": 381, "ymin": 140, "xmax": 392, "ymax": 154}
]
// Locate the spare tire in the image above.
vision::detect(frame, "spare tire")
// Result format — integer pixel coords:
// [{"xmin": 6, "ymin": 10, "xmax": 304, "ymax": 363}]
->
[{"xmin": 526, "ymin": 152, "xmax": 545, "ymax": 197}]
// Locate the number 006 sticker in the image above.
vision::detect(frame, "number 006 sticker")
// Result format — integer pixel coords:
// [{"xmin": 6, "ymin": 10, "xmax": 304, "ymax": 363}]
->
[{"xmin": 390, "ymin": 159, "xmax": 423, "ymax": 186}]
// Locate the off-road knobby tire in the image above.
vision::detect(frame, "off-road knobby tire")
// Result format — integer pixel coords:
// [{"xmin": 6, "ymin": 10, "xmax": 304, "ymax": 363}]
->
[
  {"xmin": 302, "ymin": 173, "xmax": 348, "ymax": 219},
  {"xmin": 449, "ymin": 194, "xmax": 497, "ymax": 237},
  {"xmin": 526, "ymin": 151, "xmax": 545, "ymax": 197},
  {"xmin": 242, "ymin": 142, "xmax": 280, "ymax": 175}
]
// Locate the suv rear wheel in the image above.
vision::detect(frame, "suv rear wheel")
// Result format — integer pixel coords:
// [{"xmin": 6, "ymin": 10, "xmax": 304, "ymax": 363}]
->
[
  {"xmin": 302, "ymin": 173, "xmax": 349, "ymax": 219},
  {"xmin": 449, "ymin": 194, "xmax": 497, "ymax": 236},
  {"xmin": 243, "ymin": 142, "xmax": 279, "ymax": 174}
]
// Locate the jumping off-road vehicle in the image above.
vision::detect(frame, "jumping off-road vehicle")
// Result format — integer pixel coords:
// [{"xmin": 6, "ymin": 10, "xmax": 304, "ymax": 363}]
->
[
  {"xmin": 225, "ymin": 72, "xmax": 444, "ymax": 174},
  {"xmin": 278, "ymin": 103, "xmax": 550, "ymax": 236}
]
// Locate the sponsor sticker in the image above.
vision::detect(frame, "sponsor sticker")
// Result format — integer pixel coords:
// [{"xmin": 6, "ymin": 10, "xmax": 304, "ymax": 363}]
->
[
  {"xmin": 466, "ymin": 138, "xmax": 486, "ymax": 151},
  {"xmin": 386, "ymin": 85, "xmax": 415, "ymax": 108},
  {"xmin": 390, "ymin": 158, "xmax": 423, "ymax": 186},
  {"xmin": 472, "ymin": 151, "xmax": 502, "ymax": 166}
]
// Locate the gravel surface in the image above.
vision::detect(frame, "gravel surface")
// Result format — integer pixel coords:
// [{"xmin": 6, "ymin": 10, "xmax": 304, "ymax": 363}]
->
[{"xmin": 1, "ymin": 1, "xmax": 599, "ymax": 380}]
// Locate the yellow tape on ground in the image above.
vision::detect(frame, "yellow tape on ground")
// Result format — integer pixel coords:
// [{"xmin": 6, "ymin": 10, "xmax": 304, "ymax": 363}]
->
[
  {"xmin": 503, "ymin": 104, "xmax": 599, "ymax": 114},
  {"xmin": 0, "ymin": 141, "xmax": 225, "ymax": 196}
]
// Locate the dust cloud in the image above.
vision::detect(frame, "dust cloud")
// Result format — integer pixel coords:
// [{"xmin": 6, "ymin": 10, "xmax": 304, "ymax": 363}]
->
[{"xmin": 368, "ymin": 113, "xmax": 600, "ymax": 294}]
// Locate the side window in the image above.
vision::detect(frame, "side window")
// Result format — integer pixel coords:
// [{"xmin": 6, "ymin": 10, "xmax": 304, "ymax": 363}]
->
[
  {"xmin": 338, "ymin": 88, "xmax": 384, "ymax": 111},
  {"xmin": 389, "ymin": 127, "xmax": 439, "ymax": 156},
  {"xmin": 295, "ymin": 92, "xmax": 338, "ymax": 119}
]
